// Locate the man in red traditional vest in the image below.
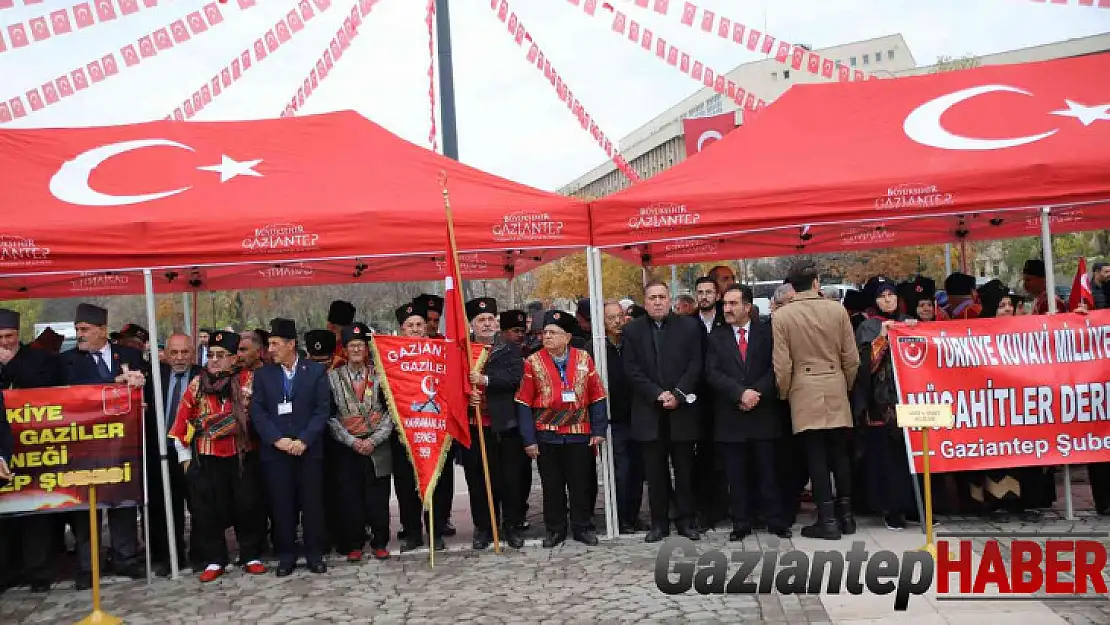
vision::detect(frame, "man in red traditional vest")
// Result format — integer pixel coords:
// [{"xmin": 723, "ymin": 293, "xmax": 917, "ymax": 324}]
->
[{"xmin": 515, "ymin": 310, "xmax": 608, "ymax": 548}]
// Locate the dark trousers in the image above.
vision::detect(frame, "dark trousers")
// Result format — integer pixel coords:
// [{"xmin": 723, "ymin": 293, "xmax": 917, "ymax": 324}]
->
[
  {"xmin": 1089, "ymin": 463, "xmax": 1110, "ymax": 513},
  {"xmin": 722, "ymin": 439, "xmax": 786, "ymax": 529},
  {"xmin": 335, "ymin": 445, "xmax": 391, "ymax": 552},
  {"xmin": 642, "ymin": 439, "xmax": 696, "ymax": 529},
  {"xmin": 262, "ymin": 454, "xmax": 324, "ymax": 567},
  {"xmin": 801, "ymin": 427, "xmax": 853, "ymax": 504},
  {"xmin": 694, "ymin": 422, "xmax": 727, "ymax": 525},
  {"xmin": 498, "ymin": 428, "xmax": 531, "ymax": 528},
  {"xmin": 610, "ymin": 423, "xmax": 644, "ymax": 527},
  {"xmin": 322, "ymin": 436, "xmax": 343, "ymax": 552},
  {"xmin": 187, "ymin": 453, "xmax": 267, "ymax": 567},
  {"xmin": 147, "ymin": 449, "xmax": 190, "ymax": 567},
  {"xmin": 70, "ymin": 507, "xmax": 139, "ymax": 575},
  {"xmin": 461, "ymin": 424, "xmax": 503, "ymax": 533},
  {"xmin": 0, "ymin": 514, "xmax": 61, "ymax": 586},
  {"xmin": 391, "ymin": 433, "xmax": 451, "ymax": 537},
  {"xmin": 537, "ymin": 442, "xmax": 595, "ymax": 534},
  {"xmin": 861, "ymin": 426, "xmax": 915, "ymax": 515},
  {"xmin": 776, "ymin": 434, "xmax": 805, "ymax": 523}
]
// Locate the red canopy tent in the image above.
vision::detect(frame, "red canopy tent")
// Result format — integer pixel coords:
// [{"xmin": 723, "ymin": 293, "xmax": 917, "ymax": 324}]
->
[
  {"xmin": 0, "ymin": 111, "xmax": 588, "ymax": 296},
  {"xmin": 589, "ymin": 53, "xmax": 1110, "ymax": 266}
]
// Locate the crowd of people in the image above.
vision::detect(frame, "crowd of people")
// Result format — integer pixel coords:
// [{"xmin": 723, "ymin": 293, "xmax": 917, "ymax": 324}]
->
[{"xmin": 0, "ymin": 257, "xmax": 1107, "ymax": 592}]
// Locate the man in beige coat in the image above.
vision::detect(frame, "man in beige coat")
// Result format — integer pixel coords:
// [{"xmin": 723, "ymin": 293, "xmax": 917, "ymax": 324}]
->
[{"xmin": 772, "ymin": 260, "xmax": 860, "ymax": 540}]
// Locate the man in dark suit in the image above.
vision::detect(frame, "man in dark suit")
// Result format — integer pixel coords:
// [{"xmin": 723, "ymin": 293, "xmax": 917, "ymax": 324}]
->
[
  {"xmin": 692, "ymin": 277, "xmax": 728, "ymax": 531},
  {"xmin": 622, "ymin": 281, "xmax": 703, "ymax": 542},
  {"xmin": 154, "ymin": 333, "xmax": 201, "ymax": 572},
  {"xmin": 58, "ymin": 303, "xmax": 150, "ymax": 588},
  {"xmin": 250, "ymin": 318, "xmax": 332, "ymax": 576},
  {"xmin": 0, "ymin": 308, "xmax": 63, "ymax": 592},
  {"xmin": 706, "ymin": 285, "xmax": 791, "ymax": 541}
]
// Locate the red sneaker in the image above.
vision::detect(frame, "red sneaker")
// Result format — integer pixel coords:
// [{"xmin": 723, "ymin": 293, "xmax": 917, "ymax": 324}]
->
[
  {"xmin": 244, "ymin": 562, "xmax": 267, "ymax": 575},
  {"xmin": 199, "ymin": 567, "xmax": 223, "ymax": 583},
  {"xmin": 371, "ymin": 548, "xmax": 390, "ymax": 560},
  {"xmin": 346, "ymin": 550, "xmax": 363, "ymax": 563}
]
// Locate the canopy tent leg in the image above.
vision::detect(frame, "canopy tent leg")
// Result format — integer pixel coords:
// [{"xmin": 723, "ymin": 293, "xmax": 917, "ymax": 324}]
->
[
  {"xmin": 944, "ymin": 243, "xmax": 953, "ymax": 276},
  {"xmin": 1039, "ymin": 207, "xmax": 1073, "ymax": 521},
  {"xmin": 587, "ymin": 247, "xmax": 619, "ymax": 540},
  {"xmin": 143, "ymin": 270, "xmax": 181, "ymax": 579},
  {"xmin": 670, "ymin": 266, "xmax": 678, "ymax": 299},
  {"xmin": 959, "ymin": 240, "xmax": 969, "ymax": 274},
  {"xmin": 182, "ymin": 293, "xmax": 193, "ymax": 338}
]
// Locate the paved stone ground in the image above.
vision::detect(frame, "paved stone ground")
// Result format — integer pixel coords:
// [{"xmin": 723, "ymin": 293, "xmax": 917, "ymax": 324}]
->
[{"xmin": 2, "ymin": 466, "xmax": 1109, "ymax": 624}]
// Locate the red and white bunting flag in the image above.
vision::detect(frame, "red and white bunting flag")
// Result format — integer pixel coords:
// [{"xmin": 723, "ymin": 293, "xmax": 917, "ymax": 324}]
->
[
  {"xmin": 807, "ymin": 52, "xmax": 820, "ymax": 74},
  {"xmin": 655, "ymin": 36, "xmax": 665, "ymax": 57},
  {"xmin": 775, "ymin": 41, "xmax": 790, "ymax": 62},
  {"xmin": 641, "ymin": 27, "xmax": 652, "ymax": 49},
  {"xmin": 717, "ymin": 16, "xmax": 729, "ymax": 37},
  {"xmin": 699, "ymin": 9, "xmax": 714, "ymax": 31},
  {"xmin": 853, "ymin": 69, "xmax": 865, "ymax": 81},
  {"xmin": 746, "ymin": 28, "xmax": 760, "ymax": 51},
  {"xmin": 611, "ymin": 10, "xmax": 626, "ymax": 32},
  {"xmin": 628, "ymin": 19, "xmax": 640, "ymax": 42},
  {"xmin": 731, "ymin": 22, "xmax": 744, "ymax": 44},
  {"xmin": 680, "ymin": 1, "xmax": 695, "ymax": 25},
  {"xmin": 583, "ymin": 0, "xmax": 597, "ymax": 15},
  {"xmin": 837, "ymin": 63, "xmax": 850, "ymax": 82},
  {"xmin": 690, "ymin": 60, "xmax": 703, "ymax": 80},
  {"xmin": 680, "ymin": 52, "xmax": 690, "ymax": 72},
  {"xmin": 821, "ymin": 57, "xmax": 834, "ymax": 78},
  {"xmin": 653, "ymin": 0, "xmax": 668, "ymax": 13},
  {"xmin": 791, "ymin": 45, "xmax": 804, "ymax": 70},
  {"xmin": 761, "ymin": 35, "xmax": 775, "ymax": 55}
]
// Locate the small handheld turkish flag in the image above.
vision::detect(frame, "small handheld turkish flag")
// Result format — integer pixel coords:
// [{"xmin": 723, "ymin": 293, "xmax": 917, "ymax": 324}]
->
[{"xmin": 1069, "ymin": 257, "xmax": 1095, "ymax": 311}]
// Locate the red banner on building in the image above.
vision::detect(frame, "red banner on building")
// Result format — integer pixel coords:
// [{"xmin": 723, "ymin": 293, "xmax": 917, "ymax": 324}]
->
[
  {"xmin": 0, "ymin": 385, "xmax": 144, "ymax": 515},
  {"xmin": 373, "ymin": 335, "xmax": 461, "ymax": 508},
  {"xmin": 890, "ymin": 310, "xmax": 1110, "ymax": 474},
  {"xmin": 682, "ymin": 112, "xmax": 736, "ymax": 157}
]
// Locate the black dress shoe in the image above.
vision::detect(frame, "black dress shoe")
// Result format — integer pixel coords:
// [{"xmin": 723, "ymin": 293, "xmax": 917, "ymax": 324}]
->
[
  {"xmin": 573, "ymin": 530, "xmax": 599, "ymax": 546},
  {"xmin": 517, "ymin": 521, "xmax": 531, "ymax": 532},
  {"xmin": 397, "ymin": 527, "xmax": 410, "ymax": 541},
  {"xmin": 769, "ymin": 526, "xmax": 793, "ymax": 539},
  {"xmin": 729, "ymin": 525, "xmax": 752, "ymax": 541},
  {"xmin": 30, "ymin": 581, "xmax": 51, "ymax": 593},
  {"xmin": 619, "ymin": 523, "xmax": 636, "ymax": 535},
  {"xmin": 542, "ymin": 532, "xmax": 566, "ymax": 548},
  {"xmin": 75, "ymin": 573, "xmax": 92, "ymax": 591},
  {"xmin": 472, "ymin": 530, "xmax": 492, "ymax": 550},
  {"xmin": 442, "ymin": 520, "xmax": 457, "ymax": 537},
  {"xmin": 433, "ymin": 536, "xmax": 446, "ymax": 551},
  {"xmin": 276, "ymin": 564, "xmax": 295, "ymax": 577},
  {"xmin": 503, "ymin": 529, "xmax": 525, "ymax": 549},
  {"xmin": 308, "ymin": 561, "xmax": 327, "ymax": 574},
  {"xmin": 677, "ymin": 526, "xmax": 701, "ymax": 541},
  {"xmin": 400, "ymin": 537, "xmax": 424, "ymax": 553},
  {"xmin": 644, "ymin": 528, "xmax": 668, "ymax": 543}
]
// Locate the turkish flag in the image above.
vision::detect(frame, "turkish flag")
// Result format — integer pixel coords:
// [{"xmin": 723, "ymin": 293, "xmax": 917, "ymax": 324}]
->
[
  {"xmin": 441, "ymin": 247, "xmax": 473, "ymax": 451},
  {"xmin": 775, "ymin": 41, "xmax": 790, "ymax": 62},
  {"xmin": 641, "ymin": 27, "xmax": 652, "ymax": 50},
  {"xmin": 1070, "ymin": 257, "xmax": 1096, "ymax": 310},
  {"xmin": 153, "ymin": 28, "xmax": 173, "ymax": 50},
  {"xmin": 240, "ymin": 0, "xmax": 257, "ymax": 8},
  {"xmin": 232, "ymin": 56, "xmax": 243, "ymax": 78},
  {"xmin": 9, "ymin": 98, "xmax": 26, "ymax": 118},
  {"xmin": 683, "ymin": 111, "xmax": 736, "ymax": 156},
  {"xmin": 288, "ymin": 10, "xmax": 304, "ymax": 32},
  {"xmin": 790, "ymin": 46, "xmax": 804, "ymax": 70},
  {"xmin": 51, "ymin": 10, "xmax": 74, "ymax": 35},
  {"xmin": 807, "ymin": 52, "xmax": 820, "ymax": 74},
  {"xmin": 138, "ymin": 35, "xmax": 156, "ymax": 58},
  {"xmin": 41, "ymin": 82, "xmax": 59, "ymax": 105},
  {"xmin": 746, "ymin": 29, "xmax": 760, "ymax": 51},
  {"xmin": 26, "ymin": 89, "xmax": 44, "ymax": 111},
  {"xmin": 173, "ymin": 108, "xmax": 184, "ymax": 121},
  {"xmin": 171, "ymin": 20, "xmax": 190, "ymax": 43},
  {"xmin": 628, "ymin": 19, "xmax": 640, "ymax": 42},
  {"xmin": 680, "ymin": 52, "xmax": 690, "ymax": 72},
  {"xmin": 8, "ymin": 24, "xmax": 29, "ymax": 48},
  {"xmin": 0, "ymin": 103, "xmax": 11, "ymax": 123},
  {"xmin": 56, "ymin": 76, "xmax": 74, "ymax": 98},
  {"xmin": 96, "ymin": 0, "xmax": 117, "ymax": 21},
  {"xmin": 726, "ymin": 80, "xmax": 736, "ymax": 98},
  {"xmin": 732, "ymin": 22, "xmax": 744, "ymax": 44},
  {"xmin": 102, "ymin": 54, "xmax": 119, "ymax": 75},
  {"xmin": 72, "ymin": 69, "xmax": 90, "ymax": 90},
  {"xmin": 276, "ymin": 20, "xmax": 292, "ymax": 43},
  {"xmin": 300, "ymin": 0, "xmax": 314, "ymax": 20},
  {"xmin": 703, "ymin": 67, "xmax": 714, "ymax": 87},
  {"xmin": 690, "ymin": 60, "xmax": 703, "ymax": 80},
  {"xmin": 666, "ymin": 46, "xmax": 678, "ymax": 65},
  {"xmin": 680, "ymin": 2, "xmax": 695, "ymax": 25},
  {"xmin": 211, "ymin": 77, "xmax": 221, "ymax": 97},
  {"xmin": 87, "ymin": 60, "xmax": 104, "ymax": 82},
  {"xmin": 853, "ymin": 69, "xmax": 865, "ymax": 81},
  {"xmin": 204, "ymin": 3, "xmax": 224, "ymax": 25},
  {"xmin": 822, "ymin": 58, "xmax": 834, "ymax": 78},
  {"xmin": 29, "ymin": 17, "xmax": 50, "ymax": 42},
  {"xmin": 611, "ymin": 11, "xmax": 626, "ymax": 33},
  {"xmin": 762, "ymin": 35, "xmax": 775, "ymax": 55},
  {"xmin": 714, "ymin": 75, "xmax": 725, "ymax": 94},
  {"xmin": 74, "ymin": 4, "xmax": 95, "ymax": 28},
  {"xmin": 700, "ymin": 10, "xmax": 714, "ymax": 32},
  {"xmin": 655, "ymin": 36, "xmax": 665, "ymax": 58},
  {"xmin": 838, "ymin": 64, "xmax": 850, "ymax": 82},
  {"xmin": 118, "ymin": 0, "xmax": 138, "ymax": 15},
  {"xmin": 188, "ymin": 11, "xmax": 208, "ymax": 34},
  {"xmin": 653, "ymin": 0, "xmax": 668, "ymax": 13}
]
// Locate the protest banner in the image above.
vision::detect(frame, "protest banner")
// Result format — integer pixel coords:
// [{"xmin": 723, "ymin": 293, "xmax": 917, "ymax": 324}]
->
[
  {"xmin": 890, "ymin": 310, "xmax": 1110, "ymax": 474},
  {"xmin": 0, "ymin": 385, "xmax": 144, "ymax": 515},
  {"xmin": 373, "ymin": 335, "xmax": 468, "ymax": 508}
]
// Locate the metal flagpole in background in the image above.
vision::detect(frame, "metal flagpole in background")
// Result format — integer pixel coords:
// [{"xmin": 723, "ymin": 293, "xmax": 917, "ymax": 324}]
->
[
  {"xmin": 1039, "ymin": 206, "xmax": 1073, "ymax": 521},
  {"xmin": 142, "ymin": 270, "xmax": 181, "ymax": 578},
  {"xmin": 182, "ymin": 293, "xmax": 193, "ymax": 338},
  {"xmin": 435, "ymin": 0, "xmax": 459, "ymax": 161},
  {"xmin": 944, "ymin": 244, "xmax": 953, "ymax": 276}
]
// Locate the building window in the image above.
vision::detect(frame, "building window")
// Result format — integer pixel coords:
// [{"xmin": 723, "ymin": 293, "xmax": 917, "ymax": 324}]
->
[
  {"xmin": 875, "ymin": 51, "xmax": 882, "ymax": 63},
  {"xmin": 772, "ymin": 72, "xmax": 778, "ymax": 81},
  {"xmin": 783, "ymin": 69, "xmax": 791, "ymax": 79},
  {"xmin": 705, "ymin": 94, "xmax": 723, "ymax": 115},
  {"xmin": 850, "ymin": 56, "xmax": 857, "ymax": 67},
  {"xmin": 863, "ymin": 54, "xmax": 870, "ymax": 65},
  {"xmin": 888, "ymin": 49, "xmax": 895, "ymax": 61}
]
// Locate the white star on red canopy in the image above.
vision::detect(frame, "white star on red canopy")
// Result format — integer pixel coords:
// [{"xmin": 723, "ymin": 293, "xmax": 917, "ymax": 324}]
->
[
  {"xmin": 1049, "ymin": 100, "xmax": 1110, "ymax": 127},
  {"xmin": 196, "ymin": 155, "xmax": 263, "ymax": 183}
]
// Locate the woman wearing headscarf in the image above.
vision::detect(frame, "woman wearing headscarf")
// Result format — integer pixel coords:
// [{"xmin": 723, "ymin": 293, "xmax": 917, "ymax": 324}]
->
[
  {"xmin": 852, "ymin": 276, "xmax": 918, "ymax": 530},
  {"xmin": 169, "ymin": 331, "xmax": 268, "ymax": 582},
  {"xmin": 900, "ymin": 277, "xmax": 939, "ymax": 322}
]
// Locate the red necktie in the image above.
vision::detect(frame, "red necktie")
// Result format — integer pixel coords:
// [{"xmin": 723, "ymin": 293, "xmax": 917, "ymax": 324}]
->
[{"xmin": 738, "ymin": 328, "xmax": 748, "ymax": 360}]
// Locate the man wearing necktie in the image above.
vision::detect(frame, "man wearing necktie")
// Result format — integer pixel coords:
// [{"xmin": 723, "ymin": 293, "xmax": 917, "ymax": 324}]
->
[
  {"xmin": 59, "ymin": 303, "xmax": 151, "ymax": 588},
  {"xmin": 156, "ymin": 334, "xmax": 201, "ymax": 572},
  {"xmin": 706, "ymin": 285, "xmax": 791, "ymax": 542}
]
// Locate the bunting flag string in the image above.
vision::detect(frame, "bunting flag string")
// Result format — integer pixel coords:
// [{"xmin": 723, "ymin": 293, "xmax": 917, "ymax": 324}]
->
[
  {"xmin": 166, "ymin": 0, "xmax": 329, "ymax": 121},
  {"xmin": 0, "ymin": 0, "xmax": 258, "ymax": 124},
  {"xmin": 491, "ymin": 0, "xmax": 640, "ymax": 183},
  {"xmin": 279, "ymin": 0, "xmax": 377, "ymax": 118},
  {"xmin": 586, "ymin": 2, "xmax": 764, "ymax": 113},
  {"xmin": 613, "ymin": 0, "xmax": 876, "ymax": 82},
  {"xmin": 426, "ymin": 0, "xmax": 439, "ymax": 152},
  {"xmin": 0, "ymin": 0, "xmax": 160, "ymax": 56}
]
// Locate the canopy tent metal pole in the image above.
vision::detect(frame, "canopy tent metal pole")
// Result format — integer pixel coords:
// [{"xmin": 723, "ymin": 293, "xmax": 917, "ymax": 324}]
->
[
  {"xmin": 1039, "ymin": 207, "xmax": 1073, "ymax": 521},
  {"xmin": 944, "ymin": 244, "xmax": 953, "ymax": 276},
  {"xmin": 959, "ymin": 240, "xmax": 969, "ymax": 274},
  {"xmin": 143, "ymin": 269, "xmax": 181, "ymax": 578},
  {"xmin": 670, "ymin": 266, "xmax": 678, "ymax": 299},
  {"xmin": 587, "ymin": 247, "xmax": 619, "ymax": 540},
  {"xmin": 182, "ymin": 293, "xmax": 193, "ymax": 338}
]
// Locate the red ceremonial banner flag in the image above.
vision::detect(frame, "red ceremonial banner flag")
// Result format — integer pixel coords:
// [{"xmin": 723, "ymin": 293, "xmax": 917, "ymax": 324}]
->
[
  {"xmin": 1070, "ymin": 257, "xmax": 1096, "ymax": 311},
  {"xmin": 890, "ymin": 310, "xmax": 1110, "ymax": 474},
  {"xmin": 373, "ymin": 336, "xmax": 460, "ymax": 507},
  {"xmin": 0, "ymin": 385, "xmax": 144, "ymax": 516},
  {"xmin": 441, "ymin": 242, "xmax": 473, "ymax": 450},
  {"xmin": 682, "ymin": 111, "xmax": 736, "ymax": 156}
]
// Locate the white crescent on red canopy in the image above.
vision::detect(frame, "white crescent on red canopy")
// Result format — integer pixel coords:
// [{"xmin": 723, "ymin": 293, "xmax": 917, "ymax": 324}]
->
[{"xmin": 48, "ymin": 139, "xmax": 264, "ymax": 207}]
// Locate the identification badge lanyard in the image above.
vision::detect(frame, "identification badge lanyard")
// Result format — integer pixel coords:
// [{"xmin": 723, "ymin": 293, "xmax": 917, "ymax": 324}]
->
[
  {"xmin": 279, "ymin": 368, "xmax": 295, "ymax": 415},
  {"xmin": 555, "ymin": 357, "xmax": 576, "ymax": 403}
]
